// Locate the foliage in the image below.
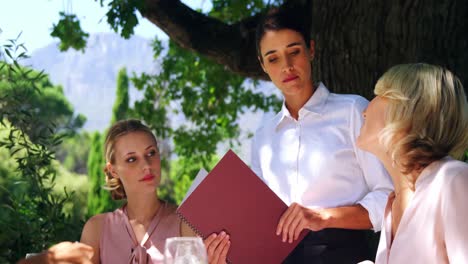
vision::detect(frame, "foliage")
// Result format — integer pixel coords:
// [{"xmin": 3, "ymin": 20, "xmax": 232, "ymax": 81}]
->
[
  {"xmin": 51, "ymin": 12, "xmax": 89, "ymax": 52},
  {"xmin": 209, "ymin": 0, "xmax": 284, "ymax": 22},
  {"xmin": 53, "ymin": 161, "xmax": 89, "ymax": 222},
  {"xmin": 86, "ymin": 132, "xmax": 117, "ymax": 216},
  {"xmin": 101, "ymin": 0, "xmax": 143, "ymax": 39},
  {"xmin": 0, "ymin": 61, "xmax": 86, "ymax": 142},
  {"xmin": 111, "ymin": 67, "xmax": 130, "ymax": 124},
  {"xmin": 131, "ymin": 39, "xmax": 280, "ymax": 179},
  {"xmin": 159, "ymin": 156, "xmax": 219, "ymax": 205},
  {"xmin": 0, "ymin": 38, "xmax": 83, "ymax": 262},
  {"xmin": 54, "ymin": 132, "xmax": 92, "ymax": 174},
  {"xmin": 49, "ymin": 1, "xmax": 283, "ymax": 183},
  {"xmin": 0, "ymin": 126, "xmax": 19, "ymax": 205},
  {"xmin": 85, "ymin": 67, "xmax": 131, "ymax": 216}
]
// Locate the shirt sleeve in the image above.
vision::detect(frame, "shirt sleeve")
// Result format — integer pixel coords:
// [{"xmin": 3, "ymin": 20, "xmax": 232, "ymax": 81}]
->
[
  {"xmin": 442, "ymin": 167, "xmax": 468, "ymax": 263},
  {"xmin": 350, "ymin": 97, "xmax": 394, "ymax": 231}
]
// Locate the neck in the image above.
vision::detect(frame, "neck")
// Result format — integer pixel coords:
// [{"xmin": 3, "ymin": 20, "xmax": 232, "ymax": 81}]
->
[
  {"xmin": 378, "ymin": 153, "xmax": 416, "ymax": 194},
  {"xmin": 126, "ymin": 192, "xmax": 161, "ymax": 224},
  {"xmin": 284, "ymin": 81, "xmax": 315, "ymax": 120}
]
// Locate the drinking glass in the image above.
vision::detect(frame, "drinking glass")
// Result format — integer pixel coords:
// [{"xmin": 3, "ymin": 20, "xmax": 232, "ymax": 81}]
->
[{"xmin": 164, "ymin": 237, "xmax": 208, "ymax": 264}]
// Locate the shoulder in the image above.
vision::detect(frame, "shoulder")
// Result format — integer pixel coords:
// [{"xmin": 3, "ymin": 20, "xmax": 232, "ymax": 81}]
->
[
  {"xmin": 81, "ymin": 213, "xmax": 108, "ymax": 244},
  {"xmin": 82, "ymin": 213, "xmax": 107, "ymax": 232},
  {"xmin": 160, "ymin": 201, "xmax": 181, "ymax": 223},
  {"xmin": 327, "ymin": 92, "xmax": 369, "ymax": 112},
  {"xmin": 252, "ymin": 111, "xmax": 282, "ymax": 139},
  {"xmin": 164, "ymin": 202, "xmax": 178, "ymax": 215},
  {"xmin": 434, "ymin": 158, "xmax": 468, "ymax": 206},
  {"xmin": 439, "ymin": 158, "xmax": 468, "ymax": 185}
]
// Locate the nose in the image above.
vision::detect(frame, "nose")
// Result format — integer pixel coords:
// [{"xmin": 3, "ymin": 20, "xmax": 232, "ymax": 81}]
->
[
  {"xmin": 142, "ymin": 156, "xmax": 152, "ymax": 170},
  {"xmin": 282, "ymin": 57, "xmax": 294, "ymax": 73}
]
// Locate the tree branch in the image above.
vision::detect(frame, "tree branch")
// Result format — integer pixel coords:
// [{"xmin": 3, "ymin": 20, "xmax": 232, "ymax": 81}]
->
[{"xmin": 138, "ymin": 0, "xmax": 308, "ymax": 80}]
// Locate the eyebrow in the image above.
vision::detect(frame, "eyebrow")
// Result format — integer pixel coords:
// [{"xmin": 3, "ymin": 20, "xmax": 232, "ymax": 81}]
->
[
  {"xmin": 263, "ymin": 42, "xmax": 302, "ymax": 57},
  {"xmin": 123, "ymin": 145, "xmax": 156, "ymax": 156}
]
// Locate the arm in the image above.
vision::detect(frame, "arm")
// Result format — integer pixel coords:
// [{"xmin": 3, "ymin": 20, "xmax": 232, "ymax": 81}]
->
[
  {"xmin": 80, "ymin": 214, "xmax": 105, "ymax": 264},
  {"xmin": 442, "ymin": 168, "xmax": 468, "ymax": 263},
  {"xmin": 250, "ymin": 133, "xmax": 263, "ymax": 180},
  {"xmin": 17, "ymin": 241, "xmax": 94, "ymax": 264},
  {"xmin": 276, "ymin": 203, "xmax": 371, "ymax": 243}
]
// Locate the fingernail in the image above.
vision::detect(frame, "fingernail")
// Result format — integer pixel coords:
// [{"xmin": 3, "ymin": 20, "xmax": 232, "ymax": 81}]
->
[
  {"xmin": 225, "ymin": 235, "xmax": 230, "ymax": 239},
  {"xmin": 220, "ymin": 231, "xmax": 226, "ymax": 236}
]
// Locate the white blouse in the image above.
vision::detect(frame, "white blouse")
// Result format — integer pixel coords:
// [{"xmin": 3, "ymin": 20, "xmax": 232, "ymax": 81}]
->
[
  {"xmin": 375, "ymin": 157, "xmax": 468, "ymax": 263},
  {"xmin": 251, "ymin": 83, "xmax": 393, "ymax": 230}
]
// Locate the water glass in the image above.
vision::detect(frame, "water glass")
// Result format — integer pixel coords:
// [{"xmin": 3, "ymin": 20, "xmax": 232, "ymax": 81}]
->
[{"xmin": 164, "ymin": 237, "xmax": 208, "ymax": 264}]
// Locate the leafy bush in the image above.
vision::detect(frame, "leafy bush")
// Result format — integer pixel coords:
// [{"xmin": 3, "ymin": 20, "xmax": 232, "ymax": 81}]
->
[{"xmin": 0, "ymin": 36, "xmax": 84, "ymax": 262}]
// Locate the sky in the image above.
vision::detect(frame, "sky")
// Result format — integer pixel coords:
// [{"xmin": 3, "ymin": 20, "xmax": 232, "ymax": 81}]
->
[{"xmin": 0, "ymin": 0, "xmax": 211, "ymax": 52}]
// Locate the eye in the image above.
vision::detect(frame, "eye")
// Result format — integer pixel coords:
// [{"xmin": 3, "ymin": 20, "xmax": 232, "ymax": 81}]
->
[
  {"xmin": 268, "ymin": 57, "xmax": 278, "ymax": 63},
  {"xmin": 147, "ymin": 149, "xmax": 157, "ymax": 157},
  {"xmin": 126, "ymin": 156, "xmax": 136, "ymax": 163},
  {"xmin": 290, "ymin": 50, "xmax": 300, "ymax": 55}
]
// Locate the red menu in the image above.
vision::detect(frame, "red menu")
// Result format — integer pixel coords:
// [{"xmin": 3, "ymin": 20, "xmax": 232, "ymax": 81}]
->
[{"xmin": 177, "ymin": 150, "xmax": 308, "ymax": 264}]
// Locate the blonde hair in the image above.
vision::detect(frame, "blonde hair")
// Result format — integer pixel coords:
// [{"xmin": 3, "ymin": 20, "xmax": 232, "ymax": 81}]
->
[
  {"xmin": 375, "ymin": 63, "xmax": 468, "ymax": 175},
  {"xmin": 103, "ymin": 119, "xmax": 158, "ymax": 200}
]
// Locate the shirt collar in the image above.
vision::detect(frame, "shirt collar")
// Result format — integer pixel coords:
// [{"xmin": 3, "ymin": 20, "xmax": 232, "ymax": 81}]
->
[{"xmin": 276, "ymin": 82, "xmax": 330, "ymax": 128}]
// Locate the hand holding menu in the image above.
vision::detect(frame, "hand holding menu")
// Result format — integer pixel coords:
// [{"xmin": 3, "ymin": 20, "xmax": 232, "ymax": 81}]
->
[{"xmin": 177, "ymin": 150, "xmax": 308, "ymax": 264}]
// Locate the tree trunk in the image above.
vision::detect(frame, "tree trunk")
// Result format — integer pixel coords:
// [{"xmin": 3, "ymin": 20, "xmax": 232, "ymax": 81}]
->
[
  {"xmin": 311, "ymin": 0, "xmax": 468, "ymax": 98},
  {"xmin": 139, "ymin": 0, "xmax": 468, "ymax": 99}
]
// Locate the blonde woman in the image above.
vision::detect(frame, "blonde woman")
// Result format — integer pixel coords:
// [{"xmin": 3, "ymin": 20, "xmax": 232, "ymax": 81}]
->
[
  {"xmin": 357, "ymin": 63, "xmax": 468, "ymax": 263},
  {"xmin": 80, "ymin": 119, "xmax": 230, "ymax": 264}
]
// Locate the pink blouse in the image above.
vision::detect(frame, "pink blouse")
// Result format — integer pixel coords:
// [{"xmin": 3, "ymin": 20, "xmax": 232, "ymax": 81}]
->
[
  {"xmin": 375, "ymin": 157, "xmax": 468, "ymax": 263},
  {"xmin": 100, "ymin": 201, "xmax": 181, "ymax": 264}
]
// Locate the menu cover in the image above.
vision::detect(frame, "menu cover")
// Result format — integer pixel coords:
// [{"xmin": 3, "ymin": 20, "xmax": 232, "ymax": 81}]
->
[{"xmin": 177, "ymin": 150, "xmax": 308, "ymax": 264}]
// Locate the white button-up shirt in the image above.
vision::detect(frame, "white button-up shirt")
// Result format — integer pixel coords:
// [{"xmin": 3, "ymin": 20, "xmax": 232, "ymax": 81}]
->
[{"xmin": 251, "ymin": 83, "xmax": 393, "ymax": 231}]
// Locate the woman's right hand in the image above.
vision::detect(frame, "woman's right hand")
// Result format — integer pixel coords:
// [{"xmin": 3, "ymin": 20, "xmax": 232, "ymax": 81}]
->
[
  {"xmin": 17, "ymin": 241, "xmax": 94, "ymax": 264},
  {"xmin": 47, "ymin": 241, "xmax": 94, "ymax": 263},
  {"xmin": 204, "ymin": 232, "xmax": 231, "ymax": 264}
]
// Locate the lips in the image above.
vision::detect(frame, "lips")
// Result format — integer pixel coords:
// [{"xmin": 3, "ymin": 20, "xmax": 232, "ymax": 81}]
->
[
  {"xmin": 139, "ymin": 174, "xmax": 155, "ymax": 182},
  {"xmin": 282, "ymin": 76, "xmax": 299, "ymax": 83}
]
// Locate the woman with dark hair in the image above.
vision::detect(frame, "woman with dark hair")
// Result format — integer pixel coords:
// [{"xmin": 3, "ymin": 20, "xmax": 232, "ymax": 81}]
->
[{"xmin": 251, "ymin": 8, "xmax": 393, "ymax": 263}]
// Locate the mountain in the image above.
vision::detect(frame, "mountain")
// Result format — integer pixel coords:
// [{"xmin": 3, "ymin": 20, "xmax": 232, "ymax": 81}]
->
[{"xmin": 25, "ymin": 33, "xmax": 157, "ymax": 131}]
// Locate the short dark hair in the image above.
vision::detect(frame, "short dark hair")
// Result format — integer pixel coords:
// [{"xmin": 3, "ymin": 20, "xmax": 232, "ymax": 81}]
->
[{"xmin": 255, "ymin": 8, "xmax": 310, "ymax": 60}]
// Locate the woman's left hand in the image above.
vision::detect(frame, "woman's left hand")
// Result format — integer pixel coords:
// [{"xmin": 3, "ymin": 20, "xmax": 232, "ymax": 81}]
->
[
  {"xmin": 204, "ymin": 231, "xmax": 230, "ymax": 264},
  {"xmin": 276, "ymin": 202, "xmax": 331, "ymax": 243}
]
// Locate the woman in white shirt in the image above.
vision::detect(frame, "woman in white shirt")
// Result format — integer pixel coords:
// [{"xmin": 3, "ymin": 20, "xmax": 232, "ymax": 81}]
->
[
  {"xmin": 251, "ymin": 8, "xmax": 393, "ymax": 263},
  {"xmin": 356, "ymin": 63, "xmax": 468, "ymax": 263}
]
